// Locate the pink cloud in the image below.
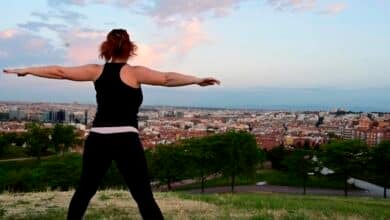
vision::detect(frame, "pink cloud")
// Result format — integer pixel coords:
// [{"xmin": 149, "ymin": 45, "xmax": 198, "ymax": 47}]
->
[
  {"xmin": 133, "ymin": 19, "xmax": 210, "ymax": 66},
  {"xmin": 60, "ymin": 20, "xmax": 209, "ymax": 67},
  {"xmin": 133, "ymin": 43, "xmax": 165, "ymax": 66},
  {"xmin": 174, "ymin": 19, "xmax": 209, "ymax": 55},
  {"xmin": 0, "ymin": 29, "xmax": 18, "ymax": 39},
  {"xmin": 60, "ymin": 29, "xmax": 106, "ymax": 65},
  {"xmin": 320, "ymin": 3, "xmax": 347, "ymax": 15}
]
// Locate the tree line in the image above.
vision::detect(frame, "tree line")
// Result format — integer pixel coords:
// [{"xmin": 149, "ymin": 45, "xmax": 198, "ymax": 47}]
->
[
  {"xmin": 0, "ymin": 130, "xmax": 264, "ymax": 193},
  {"xmin": 1, "ymin": 126, "xmax": 389, "ymax": 198},
  {"xmin": 146, "ymin": 130, "xmax": 265, "ymax": 192},
  {"xmin": 267, "ymin": 140, "xmax": 390, "ymax": 198},
  {"xmin": 0, "ymin": 123, "xmax": 80, "ymax": 160}
]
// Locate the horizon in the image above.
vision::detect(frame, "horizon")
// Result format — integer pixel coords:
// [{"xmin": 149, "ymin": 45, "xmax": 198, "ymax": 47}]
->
[{"xmin": 1, "ymin": 0, "xmax": 389, "ymax": 109}]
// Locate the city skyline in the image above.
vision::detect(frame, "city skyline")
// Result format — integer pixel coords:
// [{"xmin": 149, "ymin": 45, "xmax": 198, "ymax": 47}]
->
[{"xmin": 1, "ymin": 0, "xmax": 389, "ymax": 109}]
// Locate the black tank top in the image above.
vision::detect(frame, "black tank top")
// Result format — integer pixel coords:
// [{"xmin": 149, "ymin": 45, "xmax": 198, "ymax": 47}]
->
[{"xmin": 92, "ymin": 63, "xmax": 143, "ymax": 128}]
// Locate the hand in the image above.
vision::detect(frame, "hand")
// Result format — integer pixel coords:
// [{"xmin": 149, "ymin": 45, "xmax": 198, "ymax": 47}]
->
[
  {"xmin": 197, "ymin": 77, "xmax": 221, "ymax": 87},
  {"xmin": 3, "ymin": 69, "xmax": 28, "ymax": 77}
]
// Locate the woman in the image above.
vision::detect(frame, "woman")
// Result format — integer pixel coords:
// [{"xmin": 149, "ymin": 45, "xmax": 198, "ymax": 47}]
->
[{"xmin": 3, "ymin": 28, "xmax": 220, "ymax": 220}]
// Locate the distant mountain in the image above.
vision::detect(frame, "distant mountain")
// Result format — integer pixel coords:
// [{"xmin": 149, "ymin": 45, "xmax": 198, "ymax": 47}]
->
[{"xmin": 0, "ymin": 80, "xmax": 389, "ymax": 112}]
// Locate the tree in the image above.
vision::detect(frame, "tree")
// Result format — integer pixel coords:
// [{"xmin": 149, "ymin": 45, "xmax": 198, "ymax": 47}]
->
[
  {"xmin": 217, "ymin": 131, "xmax": 262, "ymax": 193},
  {"xmin": 25, "ymin": 123, "xmax": 51, "ymax": 160},
  {"xmin": 182, "ymin": 136, "xmax": 217, "ymax": 193},
  {"xmin": 370, "ymin": 140, "xmax": 390, "ymax": 198},
  {"xmin": 3, "ymin": 132, "xmax": 27, "ymax": 147},
  {"xmin": 0, "ymin": 135, "xmax": 6, "ymax": 157},
  {"xmin": 266, "ymin": 145, "xmax": 288, "ymax": 170},
  {"xmin": 151, "ymin": 144, "xmax": 187, "ymax": 190},
  {"xmin": 282, "ymin": 148, "xmax": 316, "ymax": 195},
  {"xmin": 51, "ymin": 124, "xmax": 78, "ymax": 155},
  {"xmin": 321, "ymin": 140, "xmax": 369, "ymax": 196},
  {"xmin": 144, "ymin": 148, "xmax": 154, "ymax": 178}
]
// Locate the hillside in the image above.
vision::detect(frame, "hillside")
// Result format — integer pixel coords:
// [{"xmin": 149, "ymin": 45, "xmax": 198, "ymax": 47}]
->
[{"xmin": 0, "ymin": 190, "xmax": 389, "ymax": 219}]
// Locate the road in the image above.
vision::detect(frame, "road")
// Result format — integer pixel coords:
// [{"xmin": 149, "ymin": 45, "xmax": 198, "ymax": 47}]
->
[{"xmin": 185, "ymin": 184, "xmax": 374, "ymax": 197}]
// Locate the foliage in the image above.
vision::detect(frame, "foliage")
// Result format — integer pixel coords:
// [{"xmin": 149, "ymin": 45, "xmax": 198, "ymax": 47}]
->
[
  {"xmin": 150, "ymin": 144, "xmax": 187, "ymax": 190},
  {"xmin": 321, "ymin": 140, "xmax": 369, "ymax": 196},
  {"xmin": 51, "ymin": 124, "xmax": 79, "ymax": 155},
  {"xmin": 265, "ymin": 145, "xmax": 288, "ymax": 170},
  {"xmin": 282, "ymin": 148, "xmax": 319, "ymax": 194},
  {"xmin": 370, "ymin": 140, "xmax": 390, "ymax": 198},
  {"xmin": 215, "ymin": 130, "xmax": 263, "ymax": 192},
  {"xmin": 0, "ymin": 135, "xmax": 6, "ymax": 157},
  {"xmin": 181, "ymin": 136, "xmax": 218, "ymax": 193},
  {"xmin": 25, "ymin": 123, "xmax": 51, "ymax": 160}
]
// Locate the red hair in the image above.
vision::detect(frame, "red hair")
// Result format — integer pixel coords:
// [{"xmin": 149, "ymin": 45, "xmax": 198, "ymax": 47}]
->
[{"xmin": 99, "ymin": 29, "xmax": 137, "ymax": 62}]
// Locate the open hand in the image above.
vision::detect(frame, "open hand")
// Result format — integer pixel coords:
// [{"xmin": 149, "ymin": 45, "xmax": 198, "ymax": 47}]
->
[
  {"xmin": 197, "ymin": 77, "xmax": 221, "ymax": 87},
  {"xmin": 3, "ymin": 69, "xmax": 28, "ymax": 77}
]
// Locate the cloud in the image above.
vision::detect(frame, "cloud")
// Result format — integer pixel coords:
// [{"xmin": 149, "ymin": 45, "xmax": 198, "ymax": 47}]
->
[
  {"xmin": 0, "ymin": 29, "xmax": 65, "ymax": 67},
  {"xmin": 47, "ymin": 0, "xmax": 140, "ymax": 8},
  {"xmin": 58, "ymin": 28, "xmax": 106, "ymax": 65},
  {"xmin": 11, "ymin": 0, "xmax": 277, "ymax": 69},
  {"xmin": 45, "ymin": 0, "xmax": 247, "ymax": 24},
  {"xmin": 133, "ymin": 43, "xmax": 165, "ymax": 66},
  {"xmin": 18, "ymin": 21, "xmax": 67, "ymax": 32},
  {"xmin": 267, "ymin": 0, "xmax": 316, "ymax": 12},
  {"xmin": 0, "ymin": 29, "xmax": 18, "ymax": 39},
  {"xmin": 47, "ymin": 0, "xmax": 86, "ymax": 7},
  {"xmin": 31, "ymin": 10, "xmax": 87, "ymax": 25},
  {"xmin": 320, "ymin": 3, "xmax": 347, "ymax": 15},
  {"xmin": 145, "ymin": 0, "xmax": 248, "ymax": 24},
  {"xmin": 172, "ymin": 19, "xmax": 209, "ymax": 55},
  {"xmin": 132, "ymin": 18, "xmax": 210, "ymax": 66}
]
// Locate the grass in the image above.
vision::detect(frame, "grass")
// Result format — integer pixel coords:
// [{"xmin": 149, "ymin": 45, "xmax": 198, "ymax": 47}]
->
[
  {"xmin": 0, "ymin": 189, "xmax": 389, "ymax": 219},
  {"xmin": 176, "ymin": 169, "xmax": 345, "ymax": 191}
]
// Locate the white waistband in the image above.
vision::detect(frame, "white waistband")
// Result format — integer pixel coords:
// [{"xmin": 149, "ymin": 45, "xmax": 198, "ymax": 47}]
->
[{"xmin": 90, "ymin": 126, "xmax": 139, "ymax": 134}]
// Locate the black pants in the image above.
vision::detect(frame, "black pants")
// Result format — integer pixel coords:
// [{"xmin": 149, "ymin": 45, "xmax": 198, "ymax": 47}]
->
[{"xmin": 67, "ymin": 132, "xmax": 163, "ymax": 220}]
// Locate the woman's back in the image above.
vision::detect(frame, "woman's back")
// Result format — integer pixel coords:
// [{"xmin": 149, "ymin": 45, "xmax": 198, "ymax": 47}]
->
[{"xmin": 92, "ymin": 62, "xmax": 143, "ymax": 128}]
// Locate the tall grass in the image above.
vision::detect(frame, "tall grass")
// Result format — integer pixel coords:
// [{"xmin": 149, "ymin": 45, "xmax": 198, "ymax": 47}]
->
[{"xmin": 1, "ymin": 190, "xmax": 389, "ymax": 219}]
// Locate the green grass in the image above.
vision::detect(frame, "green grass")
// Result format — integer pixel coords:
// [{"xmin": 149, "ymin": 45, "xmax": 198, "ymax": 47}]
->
[
  {"xmin": 0, "ymin": 190, "xmax": 389, "ymax": 219},
  {"xmin": 179, "ymin": 193, "xmax": 390, "ymax": 219}
]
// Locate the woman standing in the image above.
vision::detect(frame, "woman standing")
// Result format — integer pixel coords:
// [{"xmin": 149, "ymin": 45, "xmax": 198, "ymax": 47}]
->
[{"xmin": 3, "ymin": 28, "xmax": 220, "ymax": 220}]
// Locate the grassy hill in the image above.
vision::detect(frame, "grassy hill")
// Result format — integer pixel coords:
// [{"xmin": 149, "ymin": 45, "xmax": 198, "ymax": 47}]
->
[{"xmin": 0, "ymin": 190, "xmax": 389, "ymax": 220}]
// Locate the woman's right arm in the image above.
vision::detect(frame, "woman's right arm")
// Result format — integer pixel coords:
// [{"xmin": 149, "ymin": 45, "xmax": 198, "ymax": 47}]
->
[{"xmin": 132, "ymin": 66, "xmax": 220, "ymax": 87}]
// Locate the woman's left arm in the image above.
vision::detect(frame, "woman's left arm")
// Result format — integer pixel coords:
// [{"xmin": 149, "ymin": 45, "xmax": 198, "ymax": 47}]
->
[{"xmin": 3, "ymin": 64, "xmax": 102, "ymax": 81}]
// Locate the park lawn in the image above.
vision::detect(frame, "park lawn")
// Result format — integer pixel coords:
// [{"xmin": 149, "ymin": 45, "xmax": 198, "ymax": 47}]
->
[
  {"xmin": 176, "ymin": 169, "xmax": 345, "ymax": 191},
  {"xmin": 0, "ymin": 190, "xmax": 389, "ymax": 220}
]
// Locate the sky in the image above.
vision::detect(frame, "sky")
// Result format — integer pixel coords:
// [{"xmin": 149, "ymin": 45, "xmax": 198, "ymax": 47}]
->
[{"xmin": 0, "ymin": 0, "xmax": 389, "ymax": 111}]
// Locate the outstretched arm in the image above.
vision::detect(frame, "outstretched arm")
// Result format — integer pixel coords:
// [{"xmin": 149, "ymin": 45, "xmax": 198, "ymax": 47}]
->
[
  {"xmin": 132, "ymin": 66, "xmax": 220, "ymax": 87},
  {"xmin": 3, "ymin": 64, "xmax": 102, "ymax": 81}
]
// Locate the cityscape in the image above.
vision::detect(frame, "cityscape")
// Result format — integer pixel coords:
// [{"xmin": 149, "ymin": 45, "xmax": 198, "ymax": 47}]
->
[{"xmin": 1, "ymin": 101, "xmax": 389, "ymax": 151}]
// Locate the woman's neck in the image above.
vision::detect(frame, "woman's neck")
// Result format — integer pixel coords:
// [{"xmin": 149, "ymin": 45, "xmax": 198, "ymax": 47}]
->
[{"xmin": 110, "ymin": 58, "xmax": 128, "ymax": 63}]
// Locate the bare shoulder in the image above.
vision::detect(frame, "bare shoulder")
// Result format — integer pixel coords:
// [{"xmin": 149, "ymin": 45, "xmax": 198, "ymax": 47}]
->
[
  {"xmin": 120, "ymin": 64, "xmax": 141, "ymax": 87},
  {"xmin": 81, "ymin": 64, "xmax": 104, "ymax": 81},
  {"xmin": 84, "ymin": 64, "xmax": 103, "ymax": 73},
  {"xmin": 123, "ymin": 65, "xmax": 154, "ymax": 76},
  {"xmin": 123, "ymin": 65, "xmax": 166, "ymax": 86},
  {"xmin": 126, "ymin": 65, "xmax": 150, "ymax": 73}
]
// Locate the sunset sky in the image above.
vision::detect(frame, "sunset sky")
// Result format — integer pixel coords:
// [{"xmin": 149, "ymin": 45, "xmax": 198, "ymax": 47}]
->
[{"xmin": 1, "ymin": 0, "xmax": 389, "ymax": 110}]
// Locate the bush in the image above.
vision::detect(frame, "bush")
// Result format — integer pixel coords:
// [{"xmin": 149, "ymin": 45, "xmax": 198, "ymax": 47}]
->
[
  {"xmin": 0, "ymin": 145, "xmax": 29, "ymax": 159},
  {"xmin": 0, "ymin": 153, "xmax": 135, "ymax": 193}
]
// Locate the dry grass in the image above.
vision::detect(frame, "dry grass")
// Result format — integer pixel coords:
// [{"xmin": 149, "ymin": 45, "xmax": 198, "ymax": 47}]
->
[
  {"xmin": 0, "ymin": 190, "xmax": 218, "ymax": 219},
  {"xmin": 0, "ymin": 190, "xmax": 389, "ymax": 219}
]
